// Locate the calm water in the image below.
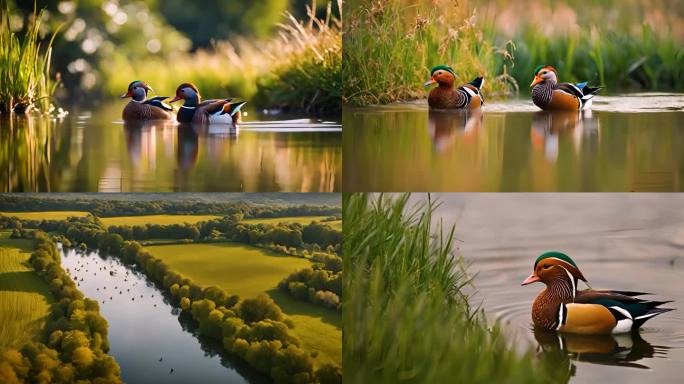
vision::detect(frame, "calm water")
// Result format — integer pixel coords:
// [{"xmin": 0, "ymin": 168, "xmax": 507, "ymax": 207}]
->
[
  {"xmin": 426, "ymin": 193, "xmax": 684, "ymax": 383},
  {"xmin": 0, "ymin": 104, "xmax": 341, "ymax": 192},
  {"xmin": 345, "ymin": 94, "xmax": 684, "ymax": 191},
  {"xmin": 61, "ymin": 246, "xmax": 268, "ymax": 384}
]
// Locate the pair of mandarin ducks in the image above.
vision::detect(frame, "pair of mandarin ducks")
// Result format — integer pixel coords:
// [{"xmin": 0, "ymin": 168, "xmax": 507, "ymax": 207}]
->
[
  {"xmin": 424, "ymin": 65, "xmax": 601, "ymax": 111},
  {"xmin": 120, "ymin": 80, "xmax": 246, "ymax": 125},
  {"xmin": 522, "ymin": 252, "xmax": 673, "ymax": 335}
]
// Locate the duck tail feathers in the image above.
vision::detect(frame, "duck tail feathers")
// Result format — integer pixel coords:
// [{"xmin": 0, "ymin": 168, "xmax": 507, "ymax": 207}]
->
[{"xmin": 469, "ymin": 77, "xmax": 484, "ymax": 90}]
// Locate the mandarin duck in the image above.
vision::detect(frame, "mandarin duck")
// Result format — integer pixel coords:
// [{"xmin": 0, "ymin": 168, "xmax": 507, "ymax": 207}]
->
[
  {"xmin": 531, "ymin": 66, "xmax": 601, "ymax": 111},
  {"xmin": 168, "ymin": 83, "xmax": 246, "ymax": 125},
  {"xmin": 424, "ymin": 65, "xmax": 484, "ymax": 110},
  {"xmin": 120, "ymin": 80, "xmax": 174, "ymax": 121},
  {"xmin": 522, "ymin": 251, "xmax": 673, "ymax": 335}
]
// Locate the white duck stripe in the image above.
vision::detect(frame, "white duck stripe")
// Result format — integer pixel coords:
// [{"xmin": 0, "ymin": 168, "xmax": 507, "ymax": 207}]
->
[
  {"xmin": 635, "ymin": 312, "xmax": 659, "ymax": 320},
  {"xmin": 463, "ymin": 86, "xmax": 477, "ymax": 97},
  {"xmin": 555, "ymin": 303, "xmax": 567, "ymax": 330},
  {"xmin": 558, "ymin": 266, "xmax": 576, "ymax": 300}
]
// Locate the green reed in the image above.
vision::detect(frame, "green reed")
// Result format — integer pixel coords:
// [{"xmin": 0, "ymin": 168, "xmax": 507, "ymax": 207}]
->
[
  {"xmin": 0, "ymin": 1, "xmax": 60, "ymax": 114},
  {"xmin": 507, "ymin": 24, "xmax": 684, "ymax": 92},
  {"xmin": 343, "ymin": 0, "xmax": 517, "ymax": 106},
  {"xmin": 343, "ymin": 193, "xmax": 571, "ymax": 384}
]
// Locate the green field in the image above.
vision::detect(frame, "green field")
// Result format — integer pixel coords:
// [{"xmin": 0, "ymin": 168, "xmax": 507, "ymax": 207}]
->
[
  {"xmin": 145, "ymin": 242, "xmax": 341, "ymax": 366},
  {"xmin": 242, "ymin": 216, "xmax": 342, "ymax": 230},
  {"xmin": 0, "ymin": 232, "xmax": 54, "ymax": 352},
  {"xmin": 99, "ymin": 214, "xmax": 223, "ymax": 227},
  {"xmin": 0, "ymin": 211, "xmax": 89, "ymax": 221}
]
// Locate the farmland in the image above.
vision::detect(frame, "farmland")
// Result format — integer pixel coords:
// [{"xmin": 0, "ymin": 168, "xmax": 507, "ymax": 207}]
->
[
  {"xmin": 146, "ymin": 242, "xmax": 342, "ymax": 366},
  {"xmin": 0, "ymin": 211, "xmax": 89, "ymax": 221},
  {"xmin": 241, "ymin": 216, "xmax": 338, "ymax": 226},
  {"xmin": 99, "ymin": 214, "xmax": 223, "ymax": 227},
  {"xmin": 0, "ymin": 232, "xmax": 54, "ymax": 352}
]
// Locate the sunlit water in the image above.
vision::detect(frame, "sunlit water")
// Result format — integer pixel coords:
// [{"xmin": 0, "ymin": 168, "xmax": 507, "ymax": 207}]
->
[
  {"xmin": 345, "ymin": 94, "xmax": 684, "ymax": 191},
  {"xmin": 423, "ymin": 193, "xmax": 684, "ymax": 383},
  {"xmin": 0, "ymin": 104, "xmax": 341, "ymax": 192},
  {"xmin": 61, "ymin": 246, "xmax": 268, "ymax": 384}
]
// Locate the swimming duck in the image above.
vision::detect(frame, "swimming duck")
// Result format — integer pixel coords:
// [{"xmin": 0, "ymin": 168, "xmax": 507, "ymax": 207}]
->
[
  {"xmin": 531, "ymin": 66, "xmax": 601, "ymax": 111},
  {"xmin": 423, "ymin": 65, "xmax": 484, "ymax": 110},
  {"xmin": 120, "ymin": 80, "xmax": 174, "ymax": 120},
  {"xmin": 522, "ymin": 251, "xmax": 673, "ymax": 334},
  {"xmin": 168, "ymin": 83, "xmax": 246, "ymax": 125}
]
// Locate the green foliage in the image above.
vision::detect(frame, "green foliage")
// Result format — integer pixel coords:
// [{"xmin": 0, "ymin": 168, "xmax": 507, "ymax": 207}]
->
[
  {"xmin": 0, "ymin": 0, "xmax": 60, "ymax": 113},
  {"xmin": 343, "ymin": 0, "xmax": 517, "ymax": 106},
  {"xmin": 343, "ymin": 193, "xmax": 571, "ymax": 383}
]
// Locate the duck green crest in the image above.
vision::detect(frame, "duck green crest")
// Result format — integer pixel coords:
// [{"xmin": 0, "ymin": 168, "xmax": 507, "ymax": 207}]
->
[
  {"xmin": 430, "ymin": 65, "xmax": 456, "ymax": 76},
  {"xmin": 534, "ymin": 65, "xmax": 546, "ymax": 75},
  {"xmin": 128, "ymin": 80, "xmax": 143, "ymax": 89},
  {"xmin": 534, "ymin": 251, "xmax": 578, "ymax": 269}
]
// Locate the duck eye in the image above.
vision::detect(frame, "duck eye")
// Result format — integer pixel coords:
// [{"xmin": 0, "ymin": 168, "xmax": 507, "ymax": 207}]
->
[{"xmin": 542, "ymin": 264, "xmax": 551, "ymax": 269}]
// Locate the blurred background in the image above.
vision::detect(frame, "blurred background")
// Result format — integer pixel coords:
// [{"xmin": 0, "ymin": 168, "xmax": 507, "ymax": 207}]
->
[{"xmin": 6, "ymin": 0, "xmax": 341, "ymax": 114}]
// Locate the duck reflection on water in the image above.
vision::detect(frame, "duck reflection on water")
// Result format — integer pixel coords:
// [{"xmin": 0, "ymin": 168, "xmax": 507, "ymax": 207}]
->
[
  {"xmin": 428, "ymin": 108, "xmax": 483, "ymax": 153},
  {"xmin": 530, "ymin": 110, "xmax": 599, "ymax": 162},
  {"xmin": 534, "ymin": 327, "xmax": 668, "ymax": 369}
]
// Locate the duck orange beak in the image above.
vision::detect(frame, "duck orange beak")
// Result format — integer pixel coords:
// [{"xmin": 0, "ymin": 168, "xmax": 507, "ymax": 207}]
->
[
  {"xmin": 423, "ymin": 78, "xmax": 437, "ymax": 88},
  {"xmin": 119, "ymin": 90, "xmax": 132, "ymax": 99},
  {"xmin": 521, "ymin": 273, "xmax": 541, "ymax": 286},
  {"xmin": 168, "ymin": 95, "xmax": 181, "ymax": 103},
  {"xmin": 530, "ymin": 75, "xmax": 543, "ymax": 87}
]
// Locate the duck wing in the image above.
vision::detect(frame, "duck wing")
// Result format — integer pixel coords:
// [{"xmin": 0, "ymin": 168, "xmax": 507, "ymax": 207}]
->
[
  {"xmin": 576, "ymin": 289, "xmax": 674, "ymax": 329},
  {"xmin": 144, "ymin": 96, "xmax": 173, "ymax": 111}
]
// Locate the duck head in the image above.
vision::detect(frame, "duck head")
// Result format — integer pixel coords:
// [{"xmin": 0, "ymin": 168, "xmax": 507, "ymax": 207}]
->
[
  {"xmin": 169, "ymin": 83, "xmax": 201, "ymax": 105},
  {"xmin": 531, "ymin": 65, "xmax": 558, "ymax": 87},
  {"xmin": 120, "ymin": 80, "xmax": 153, "ymax": 102},
  {"xmin": 521, "ymin": 251, "xmax": 587, "ymax": 292},
  {"xmin": 424, "ymin": 65, "xmax": 457, "ymax": 88}
]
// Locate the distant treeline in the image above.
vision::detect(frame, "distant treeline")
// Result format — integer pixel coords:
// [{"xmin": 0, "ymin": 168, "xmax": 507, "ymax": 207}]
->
[
  {"xmin": 1, "ymin": 214, "xmax": 342, "ymax": 256},
  {"xmin": 0, "ymin": 195, "xmax": 340, "ymax": 218},
  {"xmin": 279, "ymin": 253, "xmax": 342, "ymax": 310},
  {"xmin": 3, "ymin": 217, "xmax": 341, "ymax": 383},
  {"xmin": 0, "ymin": 232, "xmax": 121, "ymax": 383}
]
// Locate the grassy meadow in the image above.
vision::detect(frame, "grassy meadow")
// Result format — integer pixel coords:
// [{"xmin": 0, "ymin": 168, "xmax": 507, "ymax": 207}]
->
[
  {"xmin": 0, "ymin": 232, "xmax": 53, "ymax": 352},
  {"xmin": 0, "ymin": 210, "xmax": 89, "ymax": 220},
  {"xmin": 145, "ymin": 242, "xmax": 341, "ymax": 366},
  {"xmin": 99, "ymin": 214, "xmax": 222, "ymax": 227},
  {"xmin": 343, "ymin": 194, "xmax": 570, "ymax": 383},
  {"xmin": 241, "ymin": 215, "xmax": 336, "ymax": 226},
  {"xmin": 344, "ymin": 0, "xmax": 684, "ymax": 106}
]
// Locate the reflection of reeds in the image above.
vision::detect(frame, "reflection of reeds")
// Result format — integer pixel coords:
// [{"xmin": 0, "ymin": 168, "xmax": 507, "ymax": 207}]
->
[
  {"xmin": 343, "ymin": 193, "xmax": 570, "ymax": 383},
  {"xmin": 343, "ymin": 0, "xmax": 517, "ymax": 106},
  {"xmin": 0, "ymin": 1, "xmax": 60, "ymax": 114},
  {"xmin": 0, "ymin": 115, "xmax": 53, "ymax": 191},
  {"xmin": 104, "ymin": 1, "xmax": 341, "ymax": 116}
]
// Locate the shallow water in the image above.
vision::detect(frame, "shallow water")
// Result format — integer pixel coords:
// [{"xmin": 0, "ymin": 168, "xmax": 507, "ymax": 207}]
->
[
  {"xmin": 0, "ymin": 104, "xmax": 341, "ymax": 192},
  {"xmin": 345, "ymin": 94, "xmax": 684, "ymax": 192},
  {"xmin": 61, "ymin": 246, "xmax": 267, "ymax": 384},
  {"xmin": 426, "ymin": 193, "xmax": 684, "ymax": 383}
]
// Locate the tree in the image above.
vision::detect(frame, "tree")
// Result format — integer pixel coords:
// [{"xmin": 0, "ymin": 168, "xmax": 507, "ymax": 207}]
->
[{"xmin": 239, "ymin": 294, "xmax": 283, "ymax": 323}]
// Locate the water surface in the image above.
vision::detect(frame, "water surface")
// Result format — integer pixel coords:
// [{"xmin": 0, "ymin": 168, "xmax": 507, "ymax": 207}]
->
[
  {"xmin": 345, "ymin": 94, "xmax": 684, "ymax": 191},
  {"xmin": 61, "ymin": 246, "xmax": 268, "ymax": 384},
  {"xmin": 0, "ymin": 104, "xmax": 340, "ymax": 192},
  {"xmin": 427, "ymin": 193, "xmax": 684, "ymax": 383}
]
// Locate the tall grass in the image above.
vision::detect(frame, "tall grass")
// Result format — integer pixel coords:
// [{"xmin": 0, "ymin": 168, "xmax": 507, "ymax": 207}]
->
[
  {"xmin": 343, "ymin": 0, "xmax": 517, "ymax": 106},
  {"xmin": 506, "ymin": 24, "xmax": 684, "ymax": 92},
  {"xmin": 343, "ymin": 193, "xmax": 570, "ymax": 383},
  {"xmin": 0, "ymin": 1, "xmax": 60, "ymax": 114},
  {"xmin": 104, "ymin": 1, "xmax": 341, "ymax": 116}
]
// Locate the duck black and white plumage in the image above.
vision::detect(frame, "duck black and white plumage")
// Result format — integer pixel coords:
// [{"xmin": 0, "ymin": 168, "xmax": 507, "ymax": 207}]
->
[
  {"xmin": 168, "ymin": 82, "xmax": 246, "ymax": 125},
  {"xmin": 120, "ymin": 80, "xmax": 174, "ymax": 121},
  {"xmin": 531, "ymin": 65, "xmax": 601, "ymax": 111}
]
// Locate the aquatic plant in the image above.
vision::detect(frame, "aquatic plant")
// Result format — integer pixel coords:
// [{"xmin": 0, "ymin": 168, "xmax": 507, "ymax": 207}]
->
[
  {"xmin": 0, "ymin": 1, "xmax": 60, "ymax": 114},
  {"xmin": 343, "ymin": 193, "xmax": 570, "ymax": 383},
  {"xmin": 343, "ymin": 0, "xmax": 517, "ymax": 106}
]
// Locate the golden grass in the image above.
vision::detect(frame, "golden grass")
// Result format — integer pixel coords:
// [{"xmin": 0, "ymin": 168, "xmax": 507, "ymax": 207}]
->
[
  {"xmin": 145, "ymin": 242, "xmax": 341, "ymax": 366},
  {"xmin": 0, "ymin": 211, "xmax": 89, "ymax": 220},
  {"xmin": 0, "ymin": 231, "xmax": 53, "ymax": 352}
]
